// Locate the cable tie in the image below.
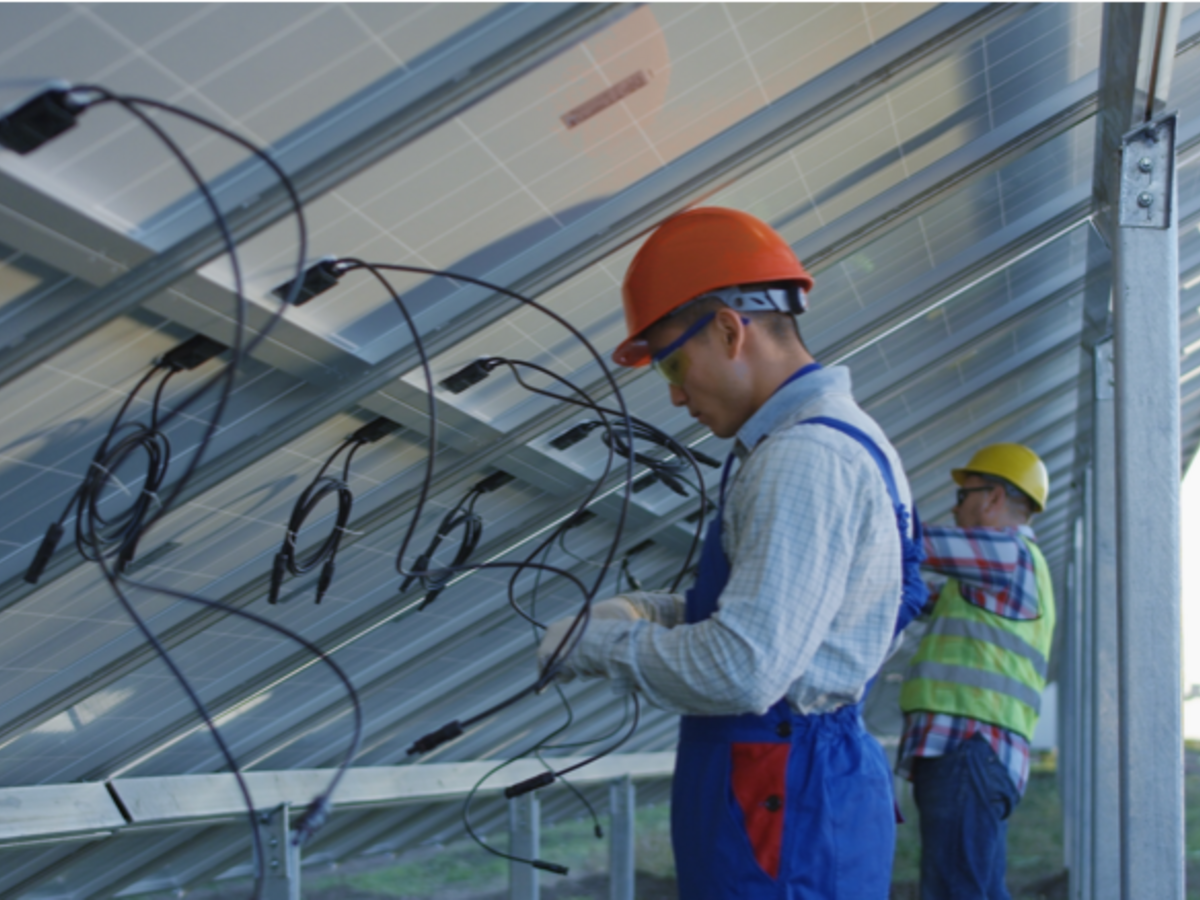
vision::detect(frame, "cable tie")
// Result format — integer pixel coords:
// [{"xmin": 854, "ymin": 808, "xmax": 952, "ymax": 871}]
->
[{"xmin": 88, "ymin": 461, "xmax": 133, "ymax": 497}]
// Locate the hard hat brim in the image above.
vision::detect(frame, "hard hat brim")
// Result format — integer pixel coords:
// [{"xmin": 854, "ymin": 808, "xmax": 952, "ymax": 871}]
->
[{"xmin": 612, "ymin": 336, "xmax": 651, "ymax": 368}]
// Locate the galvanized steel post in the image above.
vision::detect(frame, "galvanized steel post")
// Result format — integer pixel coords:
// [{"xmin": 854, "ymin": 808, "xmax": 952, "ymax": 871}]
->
[
  {"xmin": 1091, "ymin": 342, "xmax": 1123, "ymax": 900},
  {"xmin": 509, "ymin": 792, "xmax": 541, "ymax": 900},
  {"xmin": 260, "ymin": 805, "xmax": 300, "ymax": 900},
  {"xmin": 609, "ymin": 776, "xmax": 636, "ymax": 900},
  {"xmin": 1112, "ymin": 112, "xmax": 1184, "ymax": 899}
]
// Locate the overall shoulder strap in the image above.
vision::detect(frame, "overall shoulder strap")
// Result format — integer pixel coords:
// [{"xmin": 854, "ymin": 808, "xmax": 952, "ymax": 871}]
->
[
  {"xmin": 798, "ymin": 416, "xmax": 926, "ymax": 634},
  {"xmin": 797, "ymin": 416, "xmax": 904, "ymax": 511}
]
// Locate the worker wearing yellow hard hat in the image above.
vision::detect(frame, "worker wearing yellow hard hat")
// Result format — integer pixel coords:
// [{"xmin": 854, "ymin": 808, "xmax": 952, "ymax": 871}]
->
[
  {"xmin": 538, "ymin": 207, "xmax": 921, "ymax": 899},
  {"xmin": 898, "ymin": 442, "xmax": 1055, "ymax": 899}
]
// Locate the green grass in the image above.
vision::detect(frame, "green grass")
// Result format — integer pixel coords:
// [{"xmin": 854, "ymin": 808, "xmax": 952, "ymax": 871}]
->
[{"xmin": 304, "ymin": 802, "xmax": 675, "ymax": 899}]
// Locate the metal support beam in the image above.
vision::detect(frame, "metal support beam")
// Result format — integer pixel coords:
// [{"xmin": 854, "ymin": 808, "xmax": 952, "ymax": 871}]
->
[
  {"xmin": 1089, "ymin": 342, "xmax": 1121, "ymax": 900},
  {"xmin": 259, "ymin": 804, "xmax": 301, "ymax": 900},
  {"xmin": 1059, "ymin": 504, "xmax": 1092, "ymax": 900},
  {"xmin": 1074, "ymin": 510, "xmax": 1093, "ymax": 900},
  {"xmin": 509, "ymin": 792, "xmax": 540, "ymax": 900},
  {"xmin": 608, "ymin": 776, "xmax": 636, "ymax": 900},
  {"xmin": 1112, "ymin": 112, "xmax": 1184, "ymax": 900}
]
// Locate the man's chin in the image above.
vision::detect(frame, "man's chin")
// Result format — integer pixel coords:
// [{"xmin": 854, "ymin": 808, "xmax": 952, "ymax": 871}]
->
[{"xmin": 707, "ymin": 421, "xmax": 735, "ymax": 439}]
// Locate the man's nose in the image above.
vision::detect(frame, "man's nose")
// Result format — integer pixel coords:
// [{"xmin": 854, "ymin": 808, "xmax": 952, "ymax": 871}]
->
[{"xmin": 668, "ymin": 383, "xmax": 687, "ymax": 406}]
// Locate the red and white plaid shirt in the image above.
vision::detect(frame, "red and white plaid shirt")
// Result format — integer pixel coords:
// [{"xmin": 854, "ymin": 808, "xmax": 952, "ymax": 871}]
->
[{"xmin": 897, "ymin": 524, "xmax": 1043, "ymax": 794}]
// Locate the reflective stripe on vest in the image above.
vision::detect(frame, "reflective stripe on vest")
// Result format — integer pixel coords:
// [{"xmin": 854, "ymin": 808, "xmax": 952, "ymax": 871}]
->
[
  {"xmin": 904, "ymin": 661, "xmax": 1043, "ymax": 713},
  {"xmin": 900, "ymin": 536, "xmax": 1055, "ymax": 740},
  {"xmin": 924, "ymin": 617, "xmax": 1048, "ymax": 681}
]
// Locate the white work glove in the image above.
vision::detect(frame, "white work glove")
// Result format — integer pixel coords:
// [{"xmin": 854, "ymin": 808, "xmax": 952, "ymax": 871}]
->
[{"xmin": 537, "ymin": 597, "xmax": 643, "ymax": 679}]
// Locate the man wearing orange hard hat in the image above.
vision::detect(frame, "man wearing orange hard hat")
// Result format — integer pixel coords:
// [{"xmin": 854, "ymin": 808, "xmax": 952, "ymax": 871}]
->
[
  {"xmin": 897, "ymin": 443, "xmax": 1055, "ymax": 900},
  {"xmin": 538, "ymin": 207, "xmax": 925, "ymax": 898}
]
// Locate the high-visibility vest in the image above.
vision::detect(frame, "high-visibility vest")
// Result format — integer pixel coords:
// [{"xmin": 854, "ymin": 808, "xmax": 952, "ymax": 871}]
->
[{"xmin": 899, "ymin": 536, "xmax": 1056, "ymax": 741}]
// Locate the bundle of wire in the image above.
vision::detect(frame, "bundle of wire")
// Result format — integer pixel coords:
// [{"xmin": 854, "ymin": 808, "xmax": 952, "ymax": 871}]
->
[
  {"xmin": 300, "ymin": 261, "xmax": 639, "ymax": 762},
  {"xmin": 8, "ymin": 83, "xmax": 363, "ymax": 898},
  {"xmin": 400, "ymin": 469, "xmax": 512, "ymax": 610},
  {"xmin": 269, "ymin": 417, "xmax": 399, "ymax": 606},
  {"xmin": 8, "ymin": 86, "xmax": 707, "ymax": 885}
]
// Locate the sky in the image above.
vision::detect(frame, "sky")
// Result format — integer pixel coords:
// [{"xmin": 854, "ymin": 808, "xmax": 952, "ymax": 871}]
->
[{"xmin": 1182, "ymin": 457, "xmax": 1200, "ymax": 739}]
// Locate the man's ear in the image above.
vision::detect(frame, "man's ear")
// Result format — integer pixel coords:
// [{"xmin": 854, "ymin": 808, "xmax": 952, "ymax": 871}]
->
[{"xmin": 713, "ymin": 307, "xmax": 747, "ymax": 358}]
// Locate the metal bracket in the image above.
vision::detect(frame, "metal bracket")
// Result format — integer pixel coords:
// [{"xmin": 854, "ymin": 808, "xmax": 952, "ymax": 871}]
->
[
  {"xmin": 1118, "ymin": 113, "xmax": 1176, "ymax": 229},
  {"xmin": 258, "ymin": 804, "xmax": 300, "ymax": 900}
]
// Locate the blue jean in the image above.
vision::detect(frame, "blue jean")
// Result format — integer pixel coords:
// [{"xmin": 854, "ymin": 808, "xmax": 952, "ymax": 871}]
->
[{"xmin": 911, "ymin": 735, "xmax": 1021, "ymax": 900}]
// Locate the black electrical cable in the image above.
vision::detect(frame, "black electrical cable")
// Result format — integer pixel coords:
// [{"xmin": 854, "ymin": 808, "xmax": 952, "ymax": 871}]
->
[
  {"xmin": 483, "ymin": 359, "xmax": 712, "ymax": 596},
  {"xmin": 12, "ymin": 83, "xmax": 338, "ymax": 900},
  {"xmin": 66, "ymin": 85, "xmax": 311, "ymax": 525},
  {"xmin": 457, "ymin": 545, "xmax": 596, "ymax": 872},
  {"xmin": 116, "ymin": 569, "xmax": 364, "ymax": 849},
  {"xmin": 325, "ymin": 262, "xmax": 638, "ymax": 751},
  {"xmin": 399, "ymin": 479, "xmax": 486, "ymax": 610},
  {"xmin": 36, "ymin": 86, "xmax": 273, "ymax": 899},
  {"xmin": 269, "ymin": 438, "xmax": 361, "ymax": 605}
]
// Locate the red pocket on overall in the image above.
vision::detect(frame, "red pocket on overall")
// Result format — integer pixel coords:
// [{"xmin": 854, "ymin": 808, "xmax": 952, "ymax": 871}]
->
[{"xmin": 730, "ymin": 742, "xmax": 790, "ymax": 879}]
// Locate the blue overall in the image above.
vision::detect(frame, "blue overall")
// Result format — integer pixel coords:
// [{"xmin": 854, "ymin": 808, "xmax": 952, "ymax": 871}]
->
[{"xmin": 670, "ymin": 412, "xmax": 924, "ymax": 899}]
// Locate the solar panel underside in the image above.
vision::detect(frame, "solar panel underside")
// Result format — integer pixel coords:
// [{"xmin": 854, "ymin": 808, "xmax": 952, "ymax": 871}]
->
[{"xmin": 0, "ymin": 2, "xmax": 1196, "ymax": 896}]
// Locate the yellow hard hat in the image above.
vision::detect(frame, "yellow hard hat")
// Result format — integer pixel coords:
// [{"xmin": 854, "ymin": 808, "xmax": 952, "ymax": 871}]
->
[{"xmin": 951, "ymin": 443, "xmax": 1049, "ymax": 512}]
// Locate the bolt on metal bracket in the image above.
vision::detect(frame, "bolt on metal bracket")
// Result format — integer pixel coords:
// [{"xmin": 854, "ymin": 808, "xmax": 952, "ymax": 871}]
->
[{"xmin": 1118, "ymin": 113, "xmax": 1176, "ymax": 229}]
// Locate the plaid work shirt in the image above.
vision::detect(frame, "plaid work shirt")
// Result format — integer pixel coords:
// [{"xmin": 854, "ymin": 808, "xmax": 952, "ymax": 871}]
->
[
  {"xmin": 896, "ymin": 523, "xmax": 1042, "ymax": 794},
  {"xmin": 568, "ymin": 365, "xmax": 910, "ymax": 717}
]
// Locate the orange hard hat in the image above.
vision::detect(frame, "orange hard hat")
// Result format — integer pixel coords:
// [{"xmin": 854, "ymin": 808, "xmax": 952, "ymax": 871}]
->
[{"xmin": 613, "ymin": 207, "xmax": 814, "ymax": 367}]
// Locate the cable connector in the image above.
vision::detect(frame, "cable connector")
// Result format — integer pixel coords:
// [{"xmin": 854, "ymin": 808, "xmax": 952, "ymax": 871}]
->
[
  {"xmin": 351, "ymin": 416, "xmax": 400, "ymax": 444},
  {"xmin": 24, "ymin": 522, "xmax": 64, "ymax": 584},
  {"xmin": 315, "ymin": 559, "xmax": 335, "ymax": 604},
  {"xmin": 291, "ymin": 795, "xmax": 331, "ymax": 847},
  {"xmin": 272, "ymin": 258, "xmax": 343, "ymax": 306},
  {"xmin": 161, "ymin": 334, "xmax": 227, "ymax": 371},
  {"xmin": 632, "ymin": 473, "xmax": 658, "ymax": 493},
  {"xmin": 440, "ymin": 359, "xmax": 495, "ymax": 394},
  {"xmin": 532, "ymin": 860, "xmax": 569, "ymax": 876},
  {"xmin": 504, "ymin": 771, "xmax": 555, "ymax": 799},
  {"xmin": 268, "ymin": 552, "xmax": 287, "ymax": 604},
  {"xmin": 564, "ymin": 509, "xmax": 596, "ymax": 530},
  {"xmin": 0, "ymin": 85, "xmax": 81, "ymax": 155},
  {"xmin": 474, "ymin": 470, "xmax": 513, "ymax": 494},
  {"xmin": 407, "ymin": 720, "xmax": 464, "ymax": 755},
  {"xmin": 549, "ymin": 422, "xmax": 600, "ymax": 450},
  {"xmin": 658, "ymin": 471, "xmax": 688, "ymax": 497},
  {"xmin": 691, "ymin": 449, "xmax": 721, "ymax": 468},
  {"xmin": 626, "ymin": 539, "xmax": 655, "ymax": 557}
]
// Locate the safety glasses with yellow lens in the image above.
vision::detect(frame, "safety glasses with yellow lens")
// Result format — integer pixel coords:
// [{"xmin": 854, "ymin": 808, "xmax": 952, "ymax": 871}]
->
[{"xmin": 650, "ymin": 312, "xmax": 716, "ymax": 386}]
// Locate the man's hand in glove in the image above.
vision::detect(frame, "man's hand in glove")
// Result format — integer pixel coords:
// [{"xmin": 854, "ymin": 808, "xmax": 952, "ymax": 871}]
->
[{"xmin": 537, "ymin": 596, "xmax": 643, "ymax": 680}]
